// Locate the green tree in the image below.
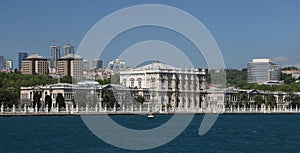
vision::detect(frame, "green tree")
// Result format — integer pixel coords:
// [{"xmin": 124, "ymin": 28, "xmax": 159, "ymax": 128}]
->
[
  {"xmin": 45, "ymin": 95, "xmax": 52, "ymax": 111},
  {"xmin": 102, "ymin": 90, "xmax": 119, "ymax": 108},
  {"xmin": 236, "ymin": 91, "xmax": 249, "ymax": 108},
  {"xmin": 60, "ymin": 75, "xmax": 73, "ymax": 84},
  {"xmin": 285, "ymin": 93, "xmax": 300, "ymax": 108},
  {"xmin": 253, "ymin": 94, "xmax": 265, "ymax": 108},
  {"xmin": 266, "ymin": 94, "xmax": 277, "ymax": 108},
  {"xmin": 71, "ymin": 96, "xmax": 76, "ymax": 108},
  {"xmin": 73, "ymin": 91, "xmax": 87, "ymax": 107},
  {"xmin": 282, "ymin": 66, "xmax": 298, "ymax": 70},
  {"xmin": 96, "ymin": 79, "xmax": 111, "ymax": 85},
  {"xmin": 134, "ymin": 95, "xmax": 145, "ymax": 104},
  {"xmin": 33, "ymin": 92, "xmax": 41, "ymax": 111},
  {"xmin": 56, "ymin": 93, "xmax": 65, "ymax": 108}
]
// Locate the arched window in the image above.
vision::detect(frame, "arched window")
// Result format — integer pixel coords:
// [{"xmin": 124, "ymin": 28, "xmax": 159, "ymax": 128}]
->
[
  {"xmin": 137, "ymin": 78, "xmax": 142, "ymax": 88},
  {"xmin": 123, "ymin": 79, "xmax": 126, "ymax": 86},
  {"xmin": 130, "ymin": 78, "xmax": 135, "ymax": 88}
]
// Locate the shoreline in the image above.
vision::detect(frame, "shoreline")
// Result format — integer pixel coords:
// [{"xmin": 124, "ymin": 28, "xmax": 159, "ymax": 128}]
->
[{"xmin": 2, "ymin": 111, "xmax": 300, "ymax": 116}]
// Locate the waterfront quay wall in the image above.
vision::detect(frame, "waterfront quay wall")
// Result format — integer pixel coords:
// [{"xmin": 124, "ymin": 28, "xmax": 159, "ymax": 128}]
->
[{"xmin": 1, "ymin": 105, "xmax": 300, "ymax": 116}]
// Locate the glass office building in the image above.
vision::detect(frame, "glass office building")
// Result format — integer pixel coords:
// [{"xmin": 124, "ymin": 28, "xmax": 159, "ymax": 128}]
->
[
  {"xmin": 247, "ymin": 59, "xmax": 281, "ymax": 84},
  {"xmin": 18, "ymin": 52, "xmax": 28, "ymax": 70}
]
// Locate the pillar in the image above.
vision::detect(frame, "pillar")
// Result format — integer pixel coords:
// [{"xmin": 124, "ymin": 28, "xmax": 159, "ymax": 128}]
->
[
  {"xmin": 95, "ymin": 103, "xmax": 98, "ymax": 112},
  {"xmin": 12, "ymin": 104, "xmax": 16, "ymax": 113}
]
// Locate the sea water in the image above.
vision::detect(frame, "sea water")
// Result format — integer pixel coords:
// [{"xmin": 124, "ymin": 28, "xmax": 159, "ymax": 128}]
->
[{"xmin": 0, "ymin": 114, "xmax": 299, "ymax": 153}]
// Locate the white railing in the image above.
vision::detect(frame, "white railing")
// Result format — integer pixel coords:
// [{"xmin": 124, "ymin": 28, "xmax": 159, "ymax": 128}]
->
[{"xmin": 1, "ymin": 103, "xmax": 300, "ymax": 115}]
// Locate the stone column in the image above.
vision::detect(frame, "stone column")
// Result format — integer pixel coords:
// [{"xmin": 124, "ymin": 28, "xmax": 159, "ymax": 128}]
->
[
  {"xmin": 191, "ymin": 93, "xmax": 195, "ymax": 109},
  {"xmin": 66, "ymin": 104, "xmax": 69, "ymax": 113},
  {"xmin": 71, "ymin": 104, "xmax": 74, "ymax": 114},
  {"xmin": 95, "ymin": 103, "xmax": 98, "ymax": 112},
  {"xmin": 172, "ymin": 74, "xmax": 176, "ymax": 90},
  {"xmin": 179, "ymin": 94, "xmax": 183, "ymax": 109},
  {"xmin": 12, "ymin": 104, "xmax": 16, "ymax": 114},
  {"xmin": 46, "ymin": 104, "xmax": 48, "ymax": 113},
  {"xmin": 184, "ymin": 94, "xmax": 189, "ymax": 111},
  {"xmin": 196, "ymin": 94, "xmax": 200, "ymax": 108},
  {"xmin": 139, "ymin": 103, "xmax": 142, "ymax": 112},
  {"xmin": 75, "ymin": 105, "xmax": 78, "ymax": 113},
  {"xmin": 86, "ymin": 104, "xmax": 89, "ymax": 112},
  {"xmin": 24, "ymin": 104, "xmax": 27, "ymax": 113},
  {"xmin": 1, "ymin": 104, "xmax": 3, "ymax": 113},
  {"xmin": 196, "ymin": 76, "xmax": 200, "ymax": 91},
  {"xmin": 35, "ymin": 105, "xmax": 38, "ymax": 114},
  {"xmin": 184, "ymin": 74, "xmax": 188, "ymax": 91}
]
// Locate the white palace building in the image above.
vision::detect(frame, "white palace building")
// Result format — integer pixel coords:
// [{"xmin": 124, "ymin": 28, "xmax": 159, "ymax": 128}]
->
[
  {"xmin": 18, "ymin": 61, "xmax": 300, "ymax": 113},
  {"xmin": 119, "ymin": 62, "xmax": 208, "ymax": 110}
]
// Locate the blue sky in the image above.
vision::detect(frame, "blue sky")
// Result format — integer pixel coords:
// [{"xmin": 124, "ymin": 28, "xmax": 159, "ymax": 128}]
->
[{"xmin": 0, "ymin": 0, "xmax": 300, "ymax": 69}]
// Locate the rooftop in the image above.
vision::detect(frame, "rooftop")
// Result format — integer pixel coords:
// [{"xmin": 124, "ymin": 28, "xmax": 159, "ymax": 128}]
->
[
  {"xmin": 134, "ymin": 62, "xmax": 179, "ymax": 71},
  {"xmin": 60, "ymin": 54, "xmax": 82, "ymax": 60},
  {"xmin": 25, "ymin": 54, "xmax": 46, "ymax": 60}
]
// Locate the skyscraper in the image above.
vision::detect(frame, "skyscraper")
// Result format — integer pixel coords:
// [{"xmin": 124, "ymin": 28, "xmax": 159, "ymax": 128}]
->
[
  {"xmin": 247, "ymin": 58, "xmax": 281, "ymax": 84},
  {"xmin": 92, "ymin": 59, "xmax": 102, "ymax": 69},
  {"xmin": 64, "ymin": 44, "xmax": 75, "ymax": 55},
  {"xmin": 18, "ymin": 52, "xmax": 28, "ymax": 70},
  {"xmin": 50, "ymin": 45, "xmax": 61, "ymax": 68}
]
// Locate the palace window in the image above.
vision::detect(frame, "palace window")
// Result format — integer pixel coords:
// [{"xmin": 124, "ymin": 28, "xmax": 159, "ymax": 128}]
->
[
  {"xmin": 130, "ymin": 78, "xmax": 135, "ymax": 88},
  {"xmin": 137, "ymin": 78, "xmax": 142, "ymax": 88}
]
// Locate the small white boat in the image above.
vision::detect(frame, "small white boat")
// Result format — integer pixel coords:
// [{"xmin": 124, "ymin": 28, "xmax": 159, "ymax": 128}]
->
[{"xmin": 148, "ymin": 112, "xmax": 154, "ymax": 119}]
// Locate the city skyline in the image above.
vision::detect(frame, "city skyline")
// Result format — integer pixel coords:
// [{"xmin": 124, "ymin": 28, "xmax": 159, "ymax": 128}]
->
[{"xmin": 1, "ymin": 1, "xmax": 300, "ymax": 69}]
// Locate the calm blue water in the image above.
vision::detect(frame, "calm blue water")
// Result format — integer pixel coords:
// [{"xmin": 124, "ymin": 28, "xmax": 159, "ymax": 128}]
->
[{"xmin": 0, "ymin": 114, "xmax": 300, "ymax": 153}]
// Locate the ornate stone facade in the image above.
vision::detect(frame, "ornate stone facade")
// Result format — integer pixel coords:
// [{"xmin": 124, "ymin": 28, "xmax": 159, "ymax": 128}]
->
[{"xmin": 119, "ymin": 62, "xmax": 207, "ymax": 109}]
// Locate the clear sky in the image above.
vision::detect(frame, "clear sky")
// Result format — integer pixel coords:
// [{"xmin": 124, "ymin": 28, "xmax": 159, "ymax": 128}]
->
[{"xmin": 1, "ymin": 0, "xmax": 300, "ymax": 69}]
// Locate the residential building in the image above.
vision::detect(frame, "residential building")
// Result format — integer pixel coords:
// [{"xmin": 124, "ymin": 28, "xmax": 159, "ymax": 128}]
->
[
  {"xmin": 5, "ymin": 59, "xmax": 13, "ymax": 70},
  {"xmin": 63, "ymin": 44, "xmax": 75, "ymax": 55},
  {"xmin": 50, "ymin": 45, "xmax": 61, "ymax": 68},
  {"xmin": 21, "ymin": 54, "xmax": 49, "ymax": 74},
  {"xmin": 57, "ymin": 54, "xmax": 83, "ymax": 80},
  {"xmin": 247, "ymin": 58, "xmax": 281, "ymax": 84},
  {"xmin": 108, "ymin": 59, "xmax": 126, "ymax": 70},
  {"xmin": 0, "ymin": 56, "xmax": 5, "ymax": 70},
  {"xmin": 18, "ymin": 52, "xmax": 28, "ymax": 70},
  {"xmin": 281, "ymin": 69, "xmax": 300, "ymax": 80}
]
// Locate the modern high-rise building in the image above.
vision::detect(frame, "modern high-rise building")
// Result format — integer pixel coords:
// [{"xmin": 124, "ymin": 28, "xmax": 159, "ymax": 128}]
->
[
  {"xmin": 50, "ymin": 45, "xmax": 61, "ymax": 68},
  {"xmin": 108, "ymin": 59, "xmax": 126, "ymax": 70},
  {"xmin": 22, "ymin": 54, "xmax": 49, "ymax": 75},
  {"xmin": 63, "ymin": 44, "xmax": 75, "ymax": 55},
  {"xmin": 247, "ymin": 58, "xmax": 281, "ymax": 84},
  {"xmin": 0, "ymin": 56, "xmax": 5, "ymax": 70},
  {"xmin": 83, "ymin": 60, "xmax": 90, "ymax": 70},
  {"xmin": 5, "ymin": 59, "xmax": 13, "ymax": 70},
  {"xmin": 92, "ymin": 59, "xmax": 102, "ymax": 69},
  {"xmin": 18, "ymin": 52, "xmax": 28, "ymax": 70},
  {"xmin": 57, "ymin": 54, "xmax": 83, "ymax": 80}
]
